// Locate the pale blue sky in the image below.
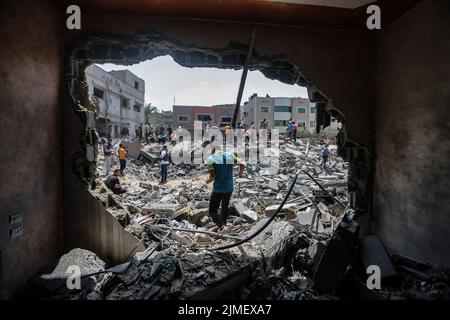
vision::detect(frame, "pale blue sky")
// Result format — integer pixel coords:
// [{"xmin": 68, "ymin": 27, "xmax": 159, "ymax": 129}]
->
[{"xmin": 99, "ymin": 55, "xmax": 307, "ymax": 111}]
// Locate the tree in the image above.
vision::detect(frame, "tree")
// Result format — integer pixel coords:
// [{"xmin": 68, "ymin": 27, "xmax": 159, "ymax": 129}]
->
[{"xmin": 144, "ymin": 103, "xmax": 158, "ymax": 123}]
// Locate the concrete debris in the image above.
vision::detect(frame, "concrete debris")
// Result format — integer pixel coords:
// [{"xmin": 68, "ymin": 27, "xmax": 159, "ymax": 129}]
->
[
  {"xmin": 28, "ymin": 248, "xmax": 106, "ymax": 299},
  {"xmin": 142, "ymin": 203, "xmax": 183, "ymax": 217},
  {"xmin": 232, "ymin": 201, "xmax": 258, "ymax": 222},
  {"xmin": 59, "ymin": 137, "xmax": 351, "ymax": 299},
  {"xmin": 29, "ymin": 136, "xmax": 439, "ymax": 300}
]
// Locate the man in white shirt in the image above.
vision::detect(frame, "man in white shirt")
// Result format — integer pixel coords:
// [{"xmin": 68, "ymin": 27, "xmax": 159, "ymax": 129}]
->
[{"xmin": 160, "ymin": 145, "xmax": 170, "ymax": 184}]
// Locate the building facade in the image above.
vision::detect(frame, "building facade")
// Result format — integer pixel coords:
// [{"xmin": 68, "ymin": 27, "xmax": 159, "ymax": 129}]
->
[
  {"xmin": 85, "ymin": 64, "xmax": 145, "ymax": 139},
  {"xmin": 241, "ymin": 94, "xmax": 319, "ymax": 133},
  {"xmin": 172, "ymin": 104, "xmax": 234, "ymax": 131}
]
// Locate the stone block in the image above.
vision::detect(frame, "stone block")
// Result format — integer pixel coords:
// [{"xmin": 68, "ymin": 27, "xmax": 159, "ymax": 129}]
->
[{"xmin": 142, "ymin": 203, "xmax": 182, "ymax": 217}]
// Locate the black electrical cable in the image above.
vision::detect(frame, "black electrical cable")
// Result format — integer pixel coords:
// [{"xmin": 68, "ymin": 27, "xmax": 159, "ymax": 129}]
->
[
  {"xmin": 299, "ymin": 169, "xmax": 346, "ymax": 208},
  {"xmin": 211, "ymin": 171, "xmax": 299, "ymax": 251}
]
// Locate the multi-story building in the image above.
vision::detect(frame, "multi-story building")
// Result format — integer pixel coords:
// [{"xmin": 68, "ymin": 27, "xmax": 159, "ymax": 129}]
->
[
  {"xmin": 172, "ymin": 104, "xmax": 235, "ymax": 131},
  {"xmin": 241, "ymin": 94, "xmax": 318, "ymax": 133},
  {"xmin": 85, "ymin": 64, "xmax": 145, "ymax": 139}
]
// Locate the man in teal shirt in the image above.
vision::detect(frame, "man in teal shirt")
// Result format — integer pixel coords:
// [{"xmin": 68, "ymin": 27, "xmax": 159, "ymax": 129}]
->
[{"xmin": 206, "ymin": 146, "xmax": 246, "ymax": 232}]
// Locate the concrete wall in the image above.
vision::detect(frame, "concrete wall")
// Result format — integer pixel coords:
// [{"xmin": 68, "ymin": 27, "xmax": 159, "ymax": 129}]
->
[
  {"xmin": 0, "ymin": 0, "xmax": 63, "ymax": 296},
  {"xmin": 373, "ymin": 0, "xmax": 450, "ymax": 266},
  {"xmin": 63, "ymin": 172, "xmax": 145, "ymax": 263},
  {"xmin": 1, "ymin": 0, "xmax": 447, "ymax": 297}
]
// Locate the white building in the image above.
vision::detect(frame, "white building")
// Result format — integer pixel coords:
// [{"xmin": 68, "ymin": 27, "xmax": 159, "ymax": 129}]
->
[
  {"xmin": 241, "ymin": 94, "xmax": 318, "ymax": 134},
  {"xmin": 85, "ymin": 64, "xmax": 145, "ymax": 139}
]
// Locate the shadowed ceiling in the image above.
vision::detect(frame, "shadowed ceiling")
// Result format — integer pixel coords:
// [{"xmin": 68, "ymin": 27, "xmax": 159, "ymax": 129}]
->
[{"xmin": 52, "ymin": 0, "xmax": 422, "ymax": 29}]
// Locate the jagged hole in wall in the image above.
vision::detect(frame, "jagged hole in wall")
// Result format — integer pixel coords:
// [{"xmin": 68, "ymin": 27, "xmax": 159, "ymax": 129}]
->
[{"xmin": 65, "ymin": 27, "xmax": 371, "ymax": 217}]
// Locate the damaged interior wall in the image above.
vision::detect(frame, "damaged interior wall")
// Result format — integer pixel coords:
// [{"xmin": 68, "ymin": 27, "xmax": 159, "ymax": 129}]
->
[
  {"xmin": 63, "ymin": 11, "xmax": 375, "ymax": 227},
  {"xmin": 1, "ymin": 0, "xmax": 448, "ymax": 296},
  {"xmin": 373, "ymin": 0, "xmax": 450, "ymax": 266},
  {"xmin": 0, "ymin": 0, "xmax": 64, "ymax": 296},
  {"xmin": 63, "ymin": 170, "xmax": 145, "ymax": 263}
]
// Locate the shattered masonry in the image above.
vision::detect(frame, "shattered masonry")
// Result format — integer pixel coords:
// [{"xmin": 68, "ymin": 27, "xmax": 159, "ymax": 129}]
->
[{"xmin": 30, "ymin": 134, "xmax": 450, "ymax": 300}]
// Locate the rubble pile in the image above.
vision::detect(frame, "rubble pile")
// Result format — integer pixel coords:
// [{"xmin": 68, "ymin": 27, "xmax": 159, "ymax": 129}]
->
[
  {"xmin": 71, "ymin": 136, "xmax": 349, "ymax": 299},
  {"xmin": 27, "ymin": 137, "xmax": 450, "ymax": 300},
  {"xmin": 93, "ymin": 136, "xmax": 348, "ymax": 241}
]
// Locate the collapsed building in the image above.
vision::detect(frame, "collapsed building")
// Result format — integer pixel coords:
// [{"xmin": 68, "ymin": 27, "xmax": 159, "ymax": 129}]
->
[{"xmin": 1, "ymin": 0, "xmax": 450, "ymax": 299}]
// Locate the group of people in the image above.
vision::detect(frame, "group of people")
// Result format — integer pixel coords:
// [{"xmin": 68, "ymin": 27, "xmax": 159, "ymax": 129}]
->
[
  {"xmin": 101, "ymin": 138, "xmax": 129, "ymax": 194},
  {"xmin": 100, "ymin": 125, "xmax": 333, "ymax": 233},
  {"xmin": 287, "ymin": 119, "xmax": 299, "ymax": 142},
  {"xmin": 144, "ymin": 124, "xmax": 173, "ymax": 144}
]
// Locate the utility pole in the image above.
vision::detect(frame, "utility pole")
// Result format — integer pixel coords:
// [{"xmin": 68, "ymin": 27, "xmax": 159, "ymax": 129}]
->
[{"xmin": 232, "ymin": 27, "xmax": 256, "ymax": 128}]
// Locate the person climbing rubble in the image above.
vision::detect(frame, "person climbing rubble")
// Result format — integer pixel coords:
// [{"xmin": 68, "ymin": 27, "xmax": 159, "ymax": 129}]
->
[
  {"xmin": 118, "ymin": 143, "xmax": 127, "ymax": 176},
  {"xmin": 287, "ymin": 120, "xmax": 294, "ymax": 140},
  {"xmin": 205, "ymin": 145, "xmax": 246, "ymax": 232},
  {"xmin": 103, "ymin": 138, "xmax": 114, "ymax": 175},
  {"xmin": 160, "ymin": 144, "xmax": 170, "ymax": 184},
  {"xmin": 320, "ymin": 141, "xmax": 330, "ymax": 170},
  {"xmin": 293, "ymin": 121, "xmax": 298, "ymax": 142},
  {"xmin": 105, "ymin": 168, "xmax": 127, "ymax": 194}
]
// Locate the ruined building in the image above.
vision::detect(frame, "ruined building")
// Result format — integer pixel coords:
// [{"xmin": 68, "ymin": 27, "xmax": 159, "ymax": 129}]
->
[
  {"xmin": 0, "ymin": 0, "xmax": 449, "ymax": 297},
  {"xmin": 85, "ymin": 64, "xmax": 145, "ymax": 139}
]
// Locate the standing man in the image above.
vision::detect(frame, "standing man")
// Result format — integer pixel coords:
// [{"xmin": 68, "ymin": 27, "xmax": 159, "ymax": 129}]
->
[
  {"xmin": 292, "ymin": 121, "xmax": 298, "ymax": 142},
  {"xmin": 103, "ymin": 138, "xmax": 113, "ymax": 175},
  {"xmin": 320, "ymin": 142, "xmax": 330, "ymax": 170},
  {"xmin": 118, "ymin": 143, "xmax": 127, "ymax": 176},
  {"xmin": 224, "ymin": 124, "xmax": 231, "ymax": 136},
  {"xmin": 139, "ymin": 125, "xmax": 143, "ymax": 141},
  {"xmin": 160, "ymin": 144, "xmax": 170, "ymax": 184},
  {"xmin": 287, "ymin": 120, "xmax": 294, "ymax": 140},
  {"xmin": 206, "ymin": 145, "xmax": 246, "ymax": 232}
]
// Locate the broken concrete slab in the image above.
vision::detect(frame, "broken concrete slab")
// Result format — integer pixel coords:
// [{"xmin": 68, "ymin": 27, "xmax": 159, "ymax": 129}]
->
[
  {"xmin": 297, "ymin": 209, "xmax": 315, "ymax": 226},
  {"xmin": 265, "ymin": 203, "xmax": 302, "ymax": 215},
  {"xmin": 189, "ymin": 208, "xmax": 209, "ymax": 226},
  {"xmin": 142, "ymin": 203, "xmax": 183, "ymax": 217},
  {"xmin": 268, "ymin": 180, "xmax": 280, "ymax": 191},
  {"xmin": 28, "ymin": 248, "xmax": 105, "ymax": 298},
  {"xmin": 241, "ymin": 209, "xmax": 258, "ymax": 222}
]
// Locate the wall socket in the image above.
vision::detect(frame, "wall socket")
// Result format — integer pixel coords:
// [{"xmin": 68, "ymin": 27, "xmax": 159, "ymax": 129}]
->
[{"xmin": 9, "ymin": 212, "xmax": 23, "ymax": 225}]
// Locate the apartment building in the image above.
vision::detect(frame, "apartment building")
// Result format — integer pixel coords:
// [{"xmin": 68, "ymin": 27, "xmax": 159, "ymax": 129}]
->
[
  {"xmin": 172, "ymin": 104, "xmax": 235, "ymax": 131},
  {"xmin": 241, "ymin": 94, "xmax": 318, "ymax": 133},
  {"xmin": 85, "ymin": 64, "xmax": 145, "ymax": 139}
]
